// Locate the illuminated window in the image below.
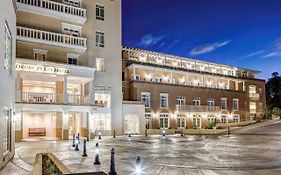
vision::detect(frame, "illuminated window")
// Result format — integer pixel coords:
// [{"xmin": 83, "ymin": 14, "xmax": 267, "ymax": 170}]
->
[
  {"xmin": 193, "ymin": 115, "xmax": 201, "ymax": 128},
  {"xmin": 94, "ymin": 113, "xmax": 111, "ymax": 130},
  {"xmin": 177, "ymin": 114, "xmax": 186, "ymax": 128},
  {"xmin": 221, "ymin": 115, "xmax": 228, "ymax": 123},
  {"xmin": 250, "ymin": 102, "xmax": 256, "ymax": 114},
  {"xmin": 193, "ymin": 97, "xmax": 200, "ymax": 106},
  {"xmin": 141, "ymin": 92, "xmax": 150, "ymax": 108},
  {"xmin": 233, "ymin": 114, "xmax": 240, "ymax": 123},
  {"xmin": 177, "ymin": 96, "xmax": 185, "ymax": 110},
  {"xmin": 96, "ymin": 58, "xmax": 105, "ymax": 71},
  {"xmin": 96, "ymin": 31, "xmax": 104, "ymax": 47},
  {"xmin": 160, "ymin": 93, "xmax": 169, "ymax": 108},
  {"xmin": 207, "ymin": 98, "xmax": 215, "ymax": 106},
  {"xmin": 159, "ymin": 113, "xmax": 169, "ymax": 129},
  {"xmin": 96, "ymin": 4, "xmax": 104, "ymax": 20}
]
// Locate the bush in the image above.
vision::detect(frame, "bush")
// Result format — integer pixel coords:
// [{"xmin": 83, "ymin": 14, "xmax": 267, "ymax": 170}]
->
[
  {"xmin": 272, "ymin": 107, "xmax": 281, "ymax": 118},
  {"xmin": 205, "ymin": 122, "xmax": 215, "ymax": 129}
]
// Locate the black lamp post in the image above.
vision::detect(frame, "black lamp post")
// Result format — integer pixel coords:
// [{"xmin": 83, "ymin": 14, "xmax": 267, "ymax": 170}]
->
[{"xmin": 82, "ymin": 139, "xmax": 87, "ymax": 157}]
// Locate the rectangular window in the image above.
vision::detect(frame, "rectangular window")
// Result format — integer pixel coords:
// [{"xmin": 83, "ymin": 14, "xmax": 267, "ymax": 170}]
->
[
  {"xmin": 3, "ymin": 108, "xmax": 12, "ymax": 154},
  {"xmin": 96, "ymin": 31, "xmax": 104, "ymax": 47},
  {"xmin": 207, "ymin": 98, "xmax": 215, "ymax": 106},
  {"xmin": 193, "ymin": 97, "xmax": 200, "ymax": 106},
  {"xmin": 96, "ymin": 4, "xmax": 104, "ymax": 20},
  {"xmin": 221, "ymin": 115, "xmax": 228, "ymax": 123},
  {"xmin": 68, "ymin": 57, "xmax": 78, "ymax": 65},
  {"xmin": 63, "ymin": 0, "xmax": 81, "ymax": 7},
  {"xmin": 249, "ymin": 102, "xmax": 256, "ymax": 114},
  {"xmin": 207, "ymin": 115, "xmax": 216, "ymax": 123},
  {"xmin": 233, "ymin": 98, "xmax": 239, "ymax": 111},
  {"xmin": 233, "ymin": 114, "xmax": 240, "ymax": 123},
  {"xmin": 221, "ymin": 98, "xmax": 227, "ymax": 110},
  {"xmin": 96, "ymin": 58, "xmax": 105, "ymax": 72},
  {"xmin": 145, "ymin": 113, "xmax": 151, "ymax": 129},
  {"xmin": 141, "ymin": 92, "xmax": 150, "ymax": 108},
  {"xmin": 62, "ymin": 23, "xmax": 81, "ymax": 37},
  {"xmin": 4, "ymin": 21, "xmax": 12, "ymax": 73},
  {"xmin": 160, "ymin": 93, "xmax": 169, "ymax": 108},
  {"xmin": 177, "ymin": 96, "xmax": 185, "ymax": 110},
  {"xmin": 177, "ymin": 114, "xmax": 186, "ymax": 128},
  {"xmin": 94, "ymin": 113, "xmax": 111, "ymax": 130},
  {"xmin": 159, "ymin": 114, "xmax": 169, "ymax": 129}
]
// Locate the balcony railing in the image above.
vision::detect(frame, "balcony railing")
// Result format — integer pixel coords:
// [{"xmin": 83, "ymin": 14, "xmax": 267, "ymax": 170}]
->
[
  {"xmin": 249, "ymin": 93, "xmax": 260, "ymax": 100},
  {"xmin": 176, "ymin": 105, "xmax": 220, "ymax": 112},
  {"xmin": 17, "ymin": 91, "xmax": 95, "ymax": 106},
  {"xmin": 17, "ymin": 26, "xmax": 87, "ymax": 52},
  {"xmin": 16, "ymin": 0, "xmax": 87, "ymax": 24}
]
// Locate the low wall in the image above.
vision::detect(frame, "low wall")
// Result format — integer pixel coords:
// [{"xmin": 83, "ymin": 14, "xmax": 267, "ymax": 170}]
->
[
  {"xmin": 147, "ymin": 128, "xmax": 227, "ymax": 135},
  {"xmin": 216, "ymin": 121, "xmax": 256, "ymax": 128}
]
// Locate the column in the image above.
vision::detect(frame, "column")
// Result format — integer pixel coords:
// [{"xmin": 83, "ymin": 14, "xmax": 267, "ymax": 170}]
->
[
  {"xmin": 170, "ymin": 71, "xmax": 173, "ymax": 83},
  {"xmin": 227, "ymin": 80, "xmax": 230, "ymax": 90},
  {"xmin": 89, "ymin": 79, "xmax": 95, "ymax": 105},
  {"xmin": 63, "ymin": 76, "xmax": 68, "ymax": 104},
  {"xmin": 242, "ymin": 81, "xmax": 245, "ymax": 92},
  {"xmin": 133, "ymin": 68, "xmax": 136, "ymax": 80},
  {"xmin": 88, "ymin": 111, "xmax": 95, "ymax": 139},
  {"xmin": 62, "ymin": 110, "xmax": 69, "ymax": 140},
  {"xmin": 186, "ymin": 74, "xmax": 189, "ymax": 85},
  {"xmin": 15, "ymin": 110, "xmax": 23, "ymax": 142}
]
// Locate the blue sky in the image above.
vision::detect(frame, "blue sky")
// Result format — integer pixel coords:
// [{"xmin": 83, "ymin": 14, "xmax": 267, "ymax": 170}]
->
[{"xmin": 122, "ymin": 0, "xmax": 281, "ymax": 80}]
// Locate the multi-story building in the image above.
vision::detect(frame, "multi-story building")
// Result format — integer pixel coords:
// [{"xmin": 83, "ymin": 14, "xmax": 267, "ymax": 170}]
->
[
  {"xmin": 14, "ymin": 0, "xmax": 122, "ymax": 141},
  {"xmin": 0, "ymin": 0, "xmax": 17, "ymax": 169},
  {"xmin": 122, "ymin": 47, "xmax": 266, "ymax": 131}
]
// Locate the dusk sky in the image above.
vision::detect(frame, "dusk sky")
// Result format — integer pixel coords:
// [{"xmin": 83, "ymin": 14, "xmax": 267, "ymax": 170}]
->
[{"xmin": 122, "ymin": 0, "xmax": 281, "ymax": 80}]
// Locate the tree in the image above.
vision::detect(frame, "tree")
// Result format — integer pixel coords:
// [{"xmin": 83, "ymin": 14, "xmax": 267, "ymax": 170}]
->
[
  {"xmin": 272, "ymin": 107, "xmax": 281, "ymax": 118},
  {"xmin": 266, "ymin": 72, "xmax": 281, "ymax": 110}
]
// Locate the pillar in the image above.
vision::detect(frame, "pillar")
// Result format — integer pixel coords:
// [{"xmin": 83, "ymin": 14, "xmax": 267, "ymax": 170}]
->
[
  {"xmin": 63, "ymin": 76, "xmax": 68, "ymax": 104},
  {"xmin": 88, "ymin": 111, "xmax": 95, "ymax": 139},
  {"xmin": 15, "ymin": 110, "xmax": 23, "ymax": 142},
  {"xmin": 62, "ymin": 111, "xmax": 69, "ymax": 140}
]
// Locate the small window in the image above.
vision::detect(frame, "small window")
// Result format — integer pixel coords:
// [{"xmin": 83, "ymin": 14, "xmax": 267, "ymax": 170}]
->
[
  {"xmin": 63, "ymin": 0, "xmax": 81, "ymax": 7},
  {"xmin": 207, "ymin": 98, "xmax": 215, "ymax": 106},
  {"xmin": 221, "ymin": 98, "xmax": 227, "ymax": 110},
  {"xmin": 96, "ymin": 4, "xmax": 104, "ymax": 20},
  {"xmin": 233, "ymin": 98, "xmax": 239, "ymax": 111},
  {"xmin": 33, "ymin": 49, "xmax": 47, "ymax": 61},
  {"xmin": 67, "ymin": 53, "xmax": 79, "ymax": 65},
  {"xmin": 145, "ymin": 113, "xmax": 151, "ymax": 129},
  {"xmin": 141, "ymin": 92, "xmax": 150, "ymax": 108},
  {"xmin": 193, "ymin": 97, "xmax": 200, "ymax": 106},
  {"xmin": 233, "ymin": 114, "xmax": 240, "ymax": 123},
  {"xmin": 96, "ymin": 58, "xmax": 105, "ymax": 72},
  {"xmin": 62, "ymin": 23, "xmax": 81, "ymax": 37},
  {"xmin": 96, "ymin": 31, "xmax": 104, "ymax": 47},
  {"xmin": 160, "ymin": 93, "xmax": 169, "ymax": 108}
]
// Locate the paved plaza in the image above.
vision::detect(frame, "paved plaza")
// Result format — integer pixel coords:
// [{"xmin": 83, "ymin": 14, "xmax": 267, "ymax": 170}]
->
[{"xmin": 2, "ymin": 121, "xmax": 281, "ymax": 175}]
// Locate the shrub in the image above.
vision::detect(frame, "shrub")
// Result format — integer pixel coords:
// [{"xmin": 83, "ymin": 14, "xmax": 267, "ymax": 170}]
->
[{"xmin": 205, "ymin": 122, "xmax": 215, "ymax": 129}]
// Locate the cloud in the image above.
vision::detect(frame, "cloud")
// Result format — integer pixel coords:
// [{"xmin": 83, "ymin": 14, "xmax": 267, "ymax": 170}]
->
[
  {"xmin": 190, "ymin": 40, "xmax": 231, "ymax": 55},
  {"xmin": 139, "ymin": 34, "xmax": 165, "ymax": 47},
  {"xmin": 263, "ymin": 51, "xmax": 281, "ymax": 58},
  {"xmin": 275, "ymin": 39, "xmax": 281, "ymax": 49},
  {"xmin": 166, "ymin": 39, "xmax": 180, "ymax": 50},
  {"xmin": 245, "ymin": 50, "xmax": 265, "ymax": 58}
]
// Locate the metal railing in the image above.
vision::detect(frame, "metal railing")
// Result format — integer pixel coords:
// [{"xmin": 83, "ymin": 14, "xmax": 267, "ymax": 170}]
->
[
  {"xmin": 17, "ymin": 26, "xmax": 87, "ymax": 50},
  {"xmin": 16, "ymin": 0, "xmax": 86, "ymax": 17},
  {"xmin": 176, "ymin": 105, "xmax": 220, "ymax": 112}
]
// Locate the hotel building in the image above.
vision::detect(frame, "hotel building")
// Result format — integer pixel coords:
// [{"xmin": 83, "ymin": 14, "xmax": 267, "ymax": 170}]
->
[
  {"xmin": 0, "ymin": 0, "xmax": 17, "ymax": 169},
  {"xmin": 122, "ymin": 47, "xmax": 266, "ymax": 130},
  {"xmin": 14, "ymin": 0, "xmax": 123, "ymax": 141}
]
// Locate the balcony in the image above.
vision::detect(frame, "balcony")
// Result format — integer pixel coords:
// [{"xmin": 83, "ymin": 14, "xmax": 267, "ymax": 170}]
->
[
  {"xmin": 176, "ymin": 105, "xmax": 220, "ymax": 112},
  {"xmin": 17, "ymin": 26, "xmax": 87, "ymax": 52},
  {"xmin": 16, "ymin": 91, "xmax": 95, "ymax": 106},
  {"xmin": 249, "ymin": 93, "xmax": 260, "ymax": 100},
  {"xmin": 16, "ymin": 0, "xmax": 87, "ymax": 24}
]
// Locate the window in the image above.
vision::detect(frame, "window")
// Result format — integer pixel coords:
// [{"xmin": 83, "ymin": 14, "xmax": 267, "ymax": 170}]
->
[
  {"xmin": 96, "ymin": 4, "xmax": 104, "ymax": 20},
  {"xmin": 177, "ymin": 114, "xmax": 186, "ymax": 128},
  {"xmin": 4, "ymin": 21, "xmax": 12, "ymax": 73},
  {"xmin": 155, "ymin": 77, "xmax": 162, "ymax": 83},
  {"xmin": 67, "ymin": 54, "xmax": 79, "ymax": 65},
  {"xmin": 132, "ymin": 74, "xmax": 140, "ymax": 80},
  {"xmin": 94, "ymin": 113, "xmax": 111, "ymax": 130},
  {"xmin": 96, "ymin": 31, "xmax": 104, "ymax": 47},
  {"xmin": 221, "ymin": 98, "xmax": 227, "ymax": 110},
  {"xmin": 207, "ymin": 98, "xmax": 215, "ymax": 106},
  {"xmin": 193, "ymin": 115, "xmax": 201, "ymax": 128},
  {"xmin": 63, "ymin": 0, "xmax": 81, "ymax": 7},
  {"xmin": 145, "ymin": 113, "xmax": 151, "ymax": 129},
  {"xmin": 207, "ymin": 115, "xmax": 216, "ymax": 123},
  {"xmin": 250, "ymin": 102, "xmax": 256, "ymax": 114},
  {"xmin": 159, "ymin": 114, "xmax": 169, "ymax": 129},
  {"xmin": 3, "ymin": 108, "xmax": 12, "ymax": 154},
  {"xmin": 193, "ymin": 97, "xmax": 200, "ymax": 106},
  {"xmin": 141, "ymin": 92, "xmax": 150, "ymax": 108},
  {"xmin": 160, "ymin": 93, "xmax": 169, "ymax": 108},
  {"xmin": 96, "ymin": 58, "xmax": 105, "ymax": 71},
  {"xmin": 233, "ymin": 98, "xmax": 239, "ymax": 111},
  {"xmin": 62, "ymin": 23, "xmax": 81, "ymax": 37},
  {"xmin": 33, "ymin": 49, "xmax": 47, "ymax": 61},
  {"xmin": 221, "ymin": 115, "xmax": 228, "ymax": 123},
  {"xmin": 233, "ymin": 114, "xmax": 240, "ymax": 123},
  {"xmin": 177, "ymin": 96, "xmax": 185, "ymax": 110}
]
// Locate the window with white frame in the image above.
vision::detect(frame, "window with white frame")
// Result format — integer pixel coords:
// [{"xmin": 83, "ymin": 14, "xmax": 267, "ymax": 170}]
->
[
  {"xmin": 4, "ymin": 21, "xmax": 12, "ymax": 73},
  {"xmin": 96, "ymin": 4, "xmax": 104, "ymax": 20},
  {"xmin": 96, "ymin": 31, "xmax": 104, "ymax": 47},
  {"xmin": 249, "ymin": 102, "xmax": 256, "ymax": 114},
  {"xmin": 233, "ymin": 98, "xmax": 239, "ymax": 111},
  {"xmin": 207, "ymin": 98, "xmax": 215, "ymax": 106},
  {"xmin": 193, "ymin": 97, "xmax": 200, "ymax": 106},
  {"xmin": 249, "ymin": 85, "xmax": 257, "ymax": 93},
  {"xmin": 94, "ymin": 113, "xmax": 111, "ymax": 130},
  {"xmin": 207, "ymin": 115, "xmax": 216, "ymax": 123},
  {"xmin": 159, "ymin": 113, "xmax": 169, "ymax": 129},
  {"xmin": 155, "ymin": 77, "xmax": 162, "ymax": 83},
  {"xmin": 193, "ymin": 115, "xmax": 201, "ymax": 128},
  {"xmin": 221, "ymin": 115, "xmax": 228, "ymax": 123},
  {"xmin": 233, "ymin": 114, "xmax": 240, "ymax": 123},
  {"xmin": 62, "ymin": 23, "xmax": 81, "ymax": 37},
  {"xmin": 63, "ymin": 0, "xmax": 81, "ymax": 7},
  {"xmin": 3, "ymin": 108, "xmax": 12, "ymax": 154},
  {"xmin": 67, "ymin": 54, "xmax": 79, "ymax": 65},
  {"xmin": 96, "ymin": 58, "xmax": 105, "ymax": 72},
  {"xmin": 177, "ymin": 96, "xmax": 185, "ymax": 110},
  {"xmin": 177, "ymin": 114, "xmax": 186, "ymax": 128},
  {"xmin": 160, "ymin": 93, "xmax": 169, "ymax": 108},
  {"xmin": 141, "ymin": 92, "xmax": 150, "ymax": 108},
  {"xmin": 33, "ymin": 49, "xmax": 47, "ymax": 61},
  {"xmin": 221, "ymin": 98, "xmax": 227, "ymax": 110},
  {"xmin": 145, "ymin": 113, "xmax": 151, "ymax": 129}
]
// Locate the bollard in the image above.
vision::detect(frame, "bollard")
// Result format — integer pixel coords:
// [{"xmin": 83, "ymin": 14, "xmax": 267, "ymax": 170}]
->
[
  {"xmin": 94, "ymin": 142, "xmax": 100, "ymax": 164},
  {"xmin": 181, "ymin": 129, "xmax": 184, "ymax": 137},
  {"xmin": 145, "ymin": 129, "xmax": 147, "ymax": 137},
  {"xmin": 77, "ymin": 133, "xmax": 80, "ymax": 144},
  {"xmin": 113, "ymin": 130, "xmax": 116, "ymax": 138},
  {"xmin": 98, "ymin": 130, "xmax": 101, "ymax": 139},
  {"xmin": 74, "ymin": 136, "xmax": 79, "ymax": 151},
  {"xmin": 108, "ymin": 148, "xmax": 117, "ymax": 175},
  {"xmin": 82, "ymin": 139, "xmax": 87, "ymax": 157},
  {"xmin": 228, "ymin": 126, "xmax": 230, "ymax": 136},
  {"xmin": 136, "ymin": 156, "xmax": 141, "ymax": 164},
  {"xmin": 128, "ymin": 129, "xmax": 131, "ymax": 138},
  {"xmin": 72, "ymin": 134, "xmax": 75, "ymax": 147},
  {"xmin": 162, "ymin": 129, "xmax": 166, "ymax": 137},
  {"xmin": 135, "ymin": 156, "xmax": 141, "ymax": 174}
]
